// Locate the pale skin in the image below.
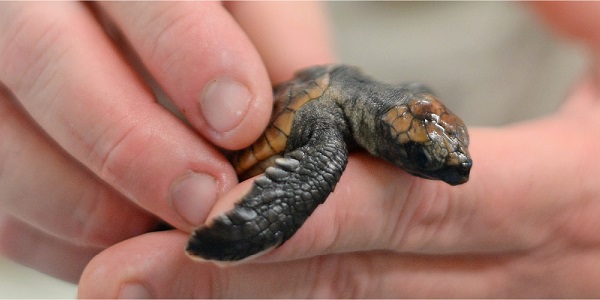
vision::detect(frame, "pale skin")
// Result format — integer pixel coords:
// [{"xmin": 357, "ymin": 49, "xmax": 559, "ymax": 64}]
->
[
  {"xmin": 0, "ymin": 1, "xmax": 332, "ymax": 282},
  {"xmin": 1, "ymin": 2, "xmax": 600, "ymax": 298}
]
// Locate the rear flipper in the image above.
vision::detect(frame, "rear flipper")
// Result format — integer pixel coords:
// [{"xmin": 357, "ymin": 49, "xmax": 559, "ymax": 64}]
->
[{"xmin": 186, "ymin": 129, "xmax": 348, "ymax": 262}]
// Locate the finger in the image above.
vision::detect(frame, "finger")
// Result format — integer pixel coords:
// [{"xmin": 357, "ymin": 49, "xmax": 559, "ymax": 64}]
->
[
  {"xmin": 0, "ymin": 2, "xmax": 237, "ymax": 230},
  {"xmin": 78, "ymin": 231, "xmax": 508, "ymax": 298},
  {"xmin": 281, "ymin": 123, "xmax": 595, "ymax": 257},
  {"xmin": 0, "ymin": 214, "xmax": 102, "ymax": 283},
  {"xmin": 98, "ymin": 2, "xmax": 272, "ymax": 150},
  {"xmin": 0, "ymin": 84, "xmax": 157, "ymax": 247},
  {"xmin": 528, "ymin": 2, "xmax": 600, "ymax": 56},
  {"xmin": 197, "ymin": 122, "xmax": 593, "ymax": 263},
  {"xmin": 225, "ymin": 1, "xmax": 336, "ymax": 83},
  {"xmin": 528, "ymin": 2, "xmax": 600, "ymax": 83},
  {"xmin": 560, "ymin": 73, "xmax": 600, "ymax": 115}
]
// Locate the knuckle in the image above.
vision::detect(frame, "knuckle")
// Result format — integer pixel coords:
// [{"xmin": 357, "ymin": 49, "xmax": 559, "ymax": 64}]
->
[
  {"xmin": 89, "ymin": 116, "xmax": 146, "ymax": 190},
  {"xmin": 0, "ymin": 91, "xmax": 31, "ymax": 210},
  {"xmin": 139, "ymin": 3, "xmax": 221, "ymax": 75},
  {"xmin": 0, "ymin": 3, "xmax": 70, "ymax": 96},
  {"xmin": 68, "ymin": 183, "xmax": 155, "ymax": 248},
  {"xmin": 0, "ymin": 99, "xmax": 13, "ymax": 186},
  {"xmin": 0, "ymin": 214, "xmax": 17, "ymax": 257},
  {"xmin": 390, "ymin": 179, "xmax": 454, "ymax": 251},
  {"xmin": 310, "ymin": 255, "xmax": 377, "ymax": 298},
  {"xmin": 66, "ymin": 185, "xmax": 115, "ymax": 247}
]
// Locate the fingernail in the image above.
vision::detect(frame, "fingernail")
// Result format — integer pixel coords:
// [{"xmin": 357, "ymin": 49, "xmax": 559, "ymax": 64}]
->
[
  {"xmin": 118, "ymin": 283, "xmax": 153, "ymax": 299},
  {"xmin": 200, "ymin": 77, "xmax": 252, "ymax": 133},
  {"xmin": 171, "ymin": 172, "xmax": 217, "ymax": 226}
]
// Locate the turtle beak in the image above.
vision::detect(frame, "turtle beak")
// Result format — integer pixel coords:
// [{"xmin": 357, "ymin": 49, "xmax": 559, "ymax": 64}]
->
[
  {"xmin": 405, "ymin": 157, "xmax": 472, "ymax": 186},
  {"xmin": 440, "ymin": 158, "xmax": 472, "ymax": 186}
]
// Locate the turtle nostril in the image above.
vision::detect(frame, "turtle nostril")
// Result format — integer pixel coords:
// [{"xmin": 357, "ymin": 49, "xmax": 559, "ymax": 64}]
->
[
  {"xmin": 461, "ymin": 159, "xmax": 472, "ymax": 170},
  {"xmin": 459, "ymin": 159, "xmax": 473, "ymax": 177}
]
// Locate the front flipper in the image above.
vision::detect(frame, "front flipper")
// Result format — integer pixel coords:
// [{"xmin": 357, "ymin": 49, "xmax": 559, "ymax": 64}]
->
[{"xmin": 186, "ymin": 128, "xmax": 348, "ymax": 262}]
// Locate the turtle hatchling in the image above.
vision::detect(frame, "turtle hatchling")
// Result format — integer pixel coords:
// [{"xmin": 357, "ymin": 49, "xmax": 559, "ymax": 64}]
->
[{"xmin": 186, "ymin": 64, "xmax": 472, "ymax": 261}]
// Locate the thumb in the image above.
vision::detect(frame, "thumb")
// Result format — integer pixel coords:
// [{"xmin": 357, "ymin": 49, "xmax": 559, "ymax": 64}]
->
[{"xmin": 78, "ymin": 231, "xmax": 331, "ymax": 298}]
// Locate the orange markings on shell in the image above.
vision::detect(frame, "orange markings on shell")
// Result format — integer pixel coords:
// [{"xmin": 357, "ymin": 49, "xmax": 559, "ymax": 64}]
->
[
  {"xmin": 234, "ymin": 151, "xmax": 258, "ymax": 175},
  {"xmin": 287, "ymin": 92, "xmax": 311, "ymax": 111},
  {"xmin": 231, "ymin": 69, "xmax": 331, "ymax": 176},
  {"xmin": 314, "ymin": 72, "xmax": 331, "ymax": 93},
  {"xmin": 239, "ymin": 156, "xmax": 280, "ymax": 180},
  {"xmin": 307, "ymin": 81, "xmax": 325, "ymax": 98},
  {"xmin": 251, "ymin": 137, "xmax": 274, "ymax": 161},
  {"xmin": 272, "ymin": 110, "xmax": 295, "ymax": 136},
  {"xmin": 264, "ymin": 126, "xmax": 287, "ymax": 153}
]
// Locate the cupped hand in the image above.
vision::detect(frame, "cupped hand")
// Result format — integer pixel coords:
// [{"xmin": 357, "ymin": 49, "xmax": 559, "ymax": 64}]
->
[
  {"xmin": 76, "ymin": 2, "xmax": 600, "ymax": 297},
  {"xmin": 0, "ymin": 2, "xmax": 332, "ymax": 282},
  {"xmin": 77, "ymin": 72, "xmax": 600, "ymax": 298}
]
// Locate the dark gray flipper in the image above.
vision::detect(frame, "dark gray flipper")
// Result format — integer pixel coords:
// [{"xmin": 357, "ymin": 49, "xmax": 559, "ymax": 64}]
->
[{"xmin": 186, "ymin": 102, "xmax": 349, "ymax": 261}]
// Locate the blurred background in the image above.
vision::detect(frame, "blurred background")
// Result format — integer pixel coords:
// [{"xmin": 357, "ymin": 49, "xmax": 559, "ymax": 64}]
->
[
  {"xmin": 0, "ymin": 1, "xmax": 589, "ymax": 298},
  {"xmin": 329, "ymin": 1, "xmax": 588, "ymax": 125}
]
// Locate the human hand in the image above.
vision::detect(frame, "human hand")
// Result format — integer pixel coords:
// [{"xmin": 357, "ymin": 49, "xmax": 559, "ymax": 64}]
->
[
  {"xmin": 0, "ymin": 2, "xmax": 332, "ymax": 283},
  {"xmin": 79, "ymin": 1, "xmax": 600, "ymax": 298},
  {"xmin": 77, "ymin": 73, "xmax": 600, "ymax": 298},
  {"xmin": 77, "ymin": 1, "xmax": 600, "ymax": 296}
]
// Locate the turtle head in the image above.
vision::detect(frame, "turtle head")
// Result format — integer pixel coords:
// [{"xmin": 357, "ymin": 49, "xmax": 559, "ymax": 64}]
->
[{"xmin": 380, "ymin": 93, "xmax": 472, "ymax": 185}]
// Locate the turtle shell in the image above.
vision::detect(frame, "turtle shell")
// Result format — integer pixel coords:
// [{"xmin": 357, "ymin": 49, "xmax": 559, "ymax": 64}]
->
[{"xmin": 230, "ymin": 66, "xmax": 332, "ymax": 179}]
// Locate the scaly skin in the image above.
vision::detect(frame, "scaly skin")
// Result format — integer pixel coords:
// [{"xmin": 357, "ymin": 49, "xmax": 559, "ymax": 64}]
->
[{"xmin": 186, "ymin": 65, "xmax": 472, "ymax": 261}]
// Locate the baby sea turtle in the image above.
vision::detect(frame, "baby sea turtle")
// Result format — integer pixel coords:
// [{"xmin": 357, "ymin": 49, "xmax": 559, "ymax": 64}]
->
[{"xmin": 186, "ymin": 65, "xmax": 472, "ymax": 261}]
